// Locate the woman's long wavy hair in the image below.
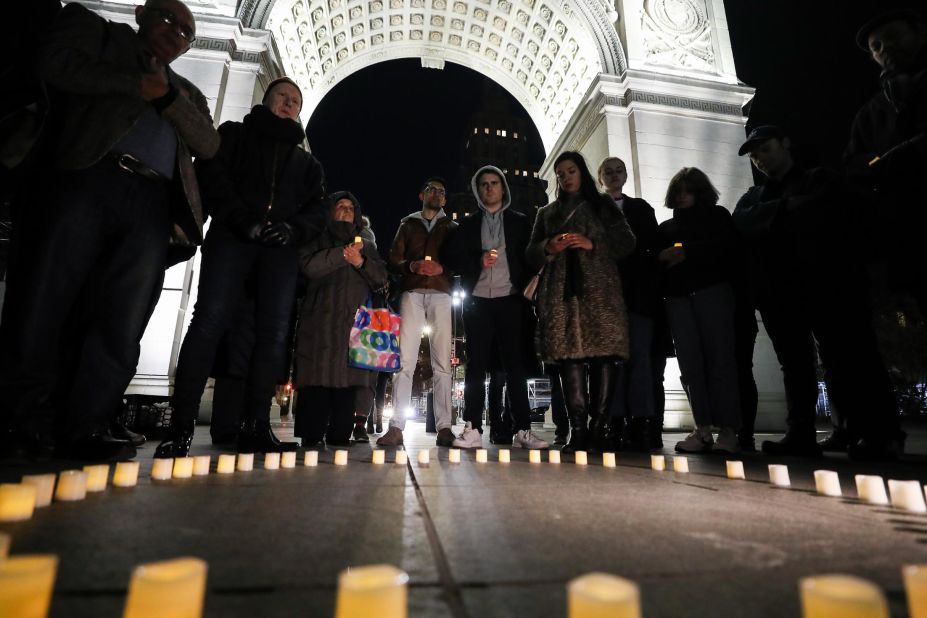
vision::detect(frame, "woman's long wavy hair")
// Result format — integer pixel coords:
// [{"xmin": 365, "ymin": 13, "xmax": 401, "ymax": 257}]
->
[{"xmin": 553, "ymin": 151, "xmax": 615, "ymax": 217}]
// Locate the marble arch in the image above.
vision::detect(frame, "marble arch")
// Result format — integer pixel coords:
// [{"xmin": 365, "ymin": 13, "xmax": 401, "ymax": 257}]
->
[{"xmin": 236, "ymin": 0, "xmax": 627, "ymax": 150}]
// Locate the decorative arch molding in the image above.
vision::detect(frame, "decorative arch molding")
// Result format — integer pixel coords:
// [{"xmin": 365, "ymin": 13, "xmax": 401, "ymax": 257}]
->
[{"xmin": 237, "ymin": 0, "xmax": 628, "ymax": 149}]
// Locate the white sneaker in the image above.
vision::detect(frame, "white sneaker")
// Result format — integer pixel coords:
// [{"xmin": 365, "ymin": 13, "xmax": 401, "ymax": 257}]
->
[
  {"xmin": 512, "ymin": 429, "xmax": 549, "ymax": 449},
  {"xmin": 712, "ymin": 427, "xmax": 741, "ymax": 454},
  {"xmin": 452, "ymin": 422, "xmax": 482, "ymax": 449},
  {"xmin": 675, "ymin": 427, "xmax": 714, "ymax": 453}
]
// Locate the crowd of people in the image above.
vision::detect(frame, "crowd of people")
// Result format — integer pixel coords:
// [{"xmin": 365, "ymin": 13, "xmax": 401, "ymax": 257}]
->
[{"xmin": 0, "ymin": 1, "xmax": 923, "ymax": 465}]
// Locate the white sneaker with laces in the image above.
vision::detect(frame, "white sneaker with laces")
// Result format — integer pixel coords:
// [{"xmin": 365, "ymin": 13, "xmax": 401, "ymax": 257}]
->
[
  {"xmin": 452, "ymin": 422, "xmax": 482, "ymax": 449},
  {"xmin": 712, "ymin": 427, "xmax": 741, "ymax": 454},
  {"xmin": 675, "ymin": 427, "xmax": 714, "ymax": 453},
  {"xmin": 512, "ymin": 429, "xmax": 549, "ymax": 449}
]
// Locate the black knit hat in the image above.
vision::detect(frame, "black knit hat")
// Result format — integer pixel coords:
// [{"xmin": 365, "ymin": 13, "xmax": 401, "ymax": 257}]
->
[
  {"xmin": 262, "ymin": 76, "xmax": 303, "ymax": 111},
  {"xmin": 855, "ymin": 10, "xmax": 925, "ymax": 50}
]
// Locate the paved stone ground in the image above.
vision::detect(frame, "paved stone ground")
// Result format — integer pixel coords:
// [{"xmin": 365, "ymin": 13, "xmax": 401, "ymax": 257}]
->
[{"xmin": 2, "ymin": 420, "xmax": 927, "ymax": 617}]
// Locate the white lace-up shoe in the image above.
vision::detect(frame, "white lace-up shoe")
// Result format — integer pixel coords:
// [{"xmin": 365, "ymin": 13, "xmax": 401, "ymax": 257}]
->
[
  {"xmin": 675, "ymin": 427, "xmax": 714, "ymax": 453},
  {"xmin": 452, "ymin": 422, "xmax": 482, "ymax": 449},
  {"xmin": 512, "ymin": 429, "xmax": 549, "ymax": 449}
]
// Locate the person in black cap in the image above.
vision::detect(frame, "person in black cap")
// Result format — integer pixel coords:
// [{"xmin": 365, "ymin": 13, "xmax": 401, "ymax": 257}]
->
[
  {"xmin": 846, "ymin": 9, "xmax": 927, "ymax": 314},
  {"xmin": 734, "ymin": 125, "xmax": 903, "ymax": 461},
  {"xmin": 155, "ymin": 75, "xmax": 328, "ymax": 457}
]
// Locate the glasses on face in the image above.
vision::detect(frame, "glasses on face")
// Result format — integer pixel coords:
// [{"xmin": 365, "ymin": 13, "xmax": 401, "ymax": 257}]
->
[
  {"xmin": 150, "ymin": 8, "xmax": 196, "ymax": 44},
  {"xmin": 423, "ymin": 185, "xmax": 446, "ymax": 197}
]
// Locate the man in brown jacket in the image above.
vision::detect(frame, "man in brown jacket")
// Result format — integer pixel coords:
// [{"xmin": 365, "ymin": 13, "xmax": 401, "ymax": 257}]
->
[
  {"xmin": 0, "ymin": 0, "xmax": 219, "ymax": 461},
  {"xmin": 377, "ymin": 177, "xmax": 458, "ymax": 447}
]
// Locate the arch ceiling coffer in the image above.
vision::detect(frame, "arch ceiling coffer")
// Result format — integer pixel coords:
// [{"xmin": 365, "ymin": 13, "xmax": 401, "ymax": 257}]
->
[{"xmin": 255, "ymin": 0, "xmax": 627, "ymax": 147}]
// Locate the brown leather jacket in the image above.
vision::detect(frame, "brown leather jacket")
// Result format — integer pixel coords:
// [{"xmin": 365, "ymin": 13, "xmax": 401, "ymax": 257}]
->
[
  {"xmin": 37, "ymin": 3, "xmax": 220, "ymax": 263},
  {"xmin": 388, "ymin": 210, "xmax": 458, "ymax": 294}
]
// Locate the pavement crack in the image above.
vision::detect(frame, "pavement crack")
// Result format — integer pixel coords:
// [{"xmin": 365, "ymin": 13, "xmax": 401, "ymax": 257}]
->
[{"xmin": 407, "ymin": 461, "xmax": 470, "ymax": 618}]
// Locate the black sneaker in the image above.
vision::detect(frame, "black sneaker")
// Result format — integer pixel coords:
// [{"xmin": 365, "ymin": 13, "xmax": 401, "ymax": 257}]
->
[
  {"xmin": 848, "ymin": 434, "xmax": 905, "ymax": 462},
  {"xmin": 818, "ymin": 430, "xmax": 850, "ymax": 452},
  {"xmin": 352, "ymin": 424, "xmax": 370, "ymax": 443}
]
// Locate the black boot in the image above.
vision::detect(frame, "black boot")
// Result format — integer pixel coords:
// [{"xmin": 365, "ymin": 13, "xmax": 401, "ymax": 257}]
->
[
  {"xmin": 154, "ymin": 421, "xmax": 194, "ymax": 458},
  {"xmin": 559, "ymin": 362, "xmax": 588, "ymax": 454},
  {"xmin": 238, "ymin": 419, "xmax": 298, "ymax": 453},
  {"xmin": 588, "ymin": 360, "xmax": 619, "ymax": 453},
  {"xmin": 626, "ymin": 417, "xmax": 651, "ymax": 451},
  {"xmin": 111, "ymin": 420, "xmax": 146, "ymax": 447}
]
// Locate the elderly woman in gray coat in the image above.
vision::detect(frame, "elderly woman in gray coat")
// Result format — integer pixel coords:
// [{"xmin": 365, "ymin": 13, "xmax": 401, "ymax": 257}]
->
[
  {"xmin": 527, "ymin": 151, "xmax": 636, "ymax": 454},
  {"xmin": 294, "ymin": 191, "xmax": 387, "ymax": 447}
]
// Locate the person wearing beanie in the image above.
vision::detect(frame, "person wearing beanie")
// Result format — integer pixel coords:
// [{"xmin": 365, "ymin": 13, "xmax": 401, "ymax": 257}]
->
[
  {"xmin": 156, "ymin": 76, "xmax": 329, "ymax": 457},
  {"xmin": 443, "ymin": 165, "xmax": 548, "ymax": 450}
]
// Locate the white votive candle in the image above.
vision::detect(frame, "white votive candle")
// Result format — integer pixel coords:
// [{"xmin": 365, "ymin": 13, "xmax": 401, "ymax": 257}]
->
[
  {"xmin": 530, "ymin": 450, "xmax": 544, "ymax": 464},
  {"xmin": 237, "ymin": 453, "xmax": 254, "ymax": 472},
  {"xmin": 216, "ymin": 454, "xmax": 236, "ymax": 474},
  {"xmin": 21, "ymin": 474, "xmax": 55, "ymax": 507},
  {"xmin": 372, "ymin": 450, "xmax": 385, "ymax": 465},
  {"xmin": 651, "ymin": 455, "xmax": 665, "ymax": 471},
  {"xmin": 0, "ymin": 484, "xmax": 36, "ymax": 522},
  {"xmin": 448, "ymin": 449, "xmax": 461, "ymax": 463},
  {"xmin": 855, "ymin": 475, "xmax": 888, "ymax": 505},
  {"xmin": 673, "ymin": 456, "xmax": 689, "ymax": 473},
  {"xmin": 768, "ymin": 464, "xmax": 791, "ymax": 487},
  {"xmin": 814, "ymin": 470, "xmax": 842, "ymax": 497},
  {"xmin": 548, "ymin": 450, "xmax": 561, "ymax": 464},
  {"xmin": 424, "ymin": 256, "xmax": 432, "ymax": 261},
  {"xmin": 574, "ymin": 450, "xmax": 587, "ymax": 466},
  {"xmin": 498, "ymin": 449, "xmax": 510, "ymax": 463},
  {"xmin": 0, "ymin": 555, "xmax": 58, "ymax": 618},
  {"xmin": 335, "ymin": 564, "xmax": 408, "ymax": 618},
  {"xmin": 726, "ymin": 460, "xmax": 746, "ymax": 480},
  {"xmin": 55, "ymin": 471, "xmax": 87, "ymax": 502},
  {"xmin": 394, "ymin": 451, "xmax": 407, "ymax": 466},
  {"xmin": 281, "ymin": 452, "xmax": 297, "ymax": 468},
  {"xmin": 417, "ymin": 450, "xmax": 430, "ymax": 465},
  {"xmin": 334, "ymin": 450, "xmax": 349, "ymax": 466},
  {"xmin": 304, "ymin": 451, "xmax": 319, "ymax": 467},
  {"xmin": 889, "ymin": 480, "xmax": 927, "ymax": 513},
  {"xmin": 83, "ymin": 464, "xmax": 109, "ymax": 492},
  {"xmin": 151, "ymin": 458, "xmax": 173, "ymax": 480},
  {"xmin": 903, "ymin": 565, "xmax": 927, "ymax": 618},
  {"xmin": 112, "ymin": 462, "xmax": 140, "ymax": 487},
  {"xmin": 193, "ymin": 455, "xmax": 211, "ymax": 476},
  {"xmin": 172, "ymin": 457, "xmax": 194, "ymax": 479},
  {"xmin": 602, "ymin": 452, "xmax": 616, "ymax": 468},
  {"xmin": 800, "ymin": 574, "xmax": 888, "ymax": 618},
  {"xmin": 475, "ymin": 449, "xmax": 487, "ymax": 463},
  {"xmin": 568, "ymin": 572, "xmax": 641, "ymax": 618},
  {"xmin": 123, "ymin": 557, "xmax": 208, "ymax": 618},
  {"xmin": 264, "ymin": 453, "xmax": 281, "ymax": 470}
]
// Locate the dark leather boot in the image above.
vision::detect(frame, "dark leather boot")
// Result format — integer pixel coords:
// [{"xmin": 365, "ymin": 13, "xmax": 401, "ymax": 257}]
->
[
  {"xmin": 588, "ymin": 361, "xmax": 619, "ymax": 453},
  {"xmin": 626, "ymin": 417, "xmax": 651, "ymax": 451},
  {"xmin": 560, "ymin": 362, "xmax": 588, "ymax": 454},
  {"xmin": 111, "ymin": 420, "xmax": 146, "ymax": 447},
  {"xmin": 238, "ymin": 419, "xmax": 298, "ymax": 453},
  {"xmin": 154, "ymin": 422, "xmax": 194, "ymax": 458}
]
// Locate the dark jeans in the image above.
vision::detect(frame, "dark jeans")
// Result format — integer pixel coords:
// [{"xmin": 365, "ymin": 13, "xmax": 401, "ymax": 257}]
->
[
  {"xmin": 610, "ymin": 312, "xmax": 655, "ymax": 419},
  {"xmin": 171, "ymin": 224, "xmax": 298, "ymax": 425},
  {"xmin": 295, "ymin": 385, "xmax": 356, "ymax": 444},
  {"xmin": 735, "ymin": 303, "xmax": 759, "ymax": 441},
  {"xmin": 665, "ymin": 282, "xmax": 741, "ymax": 429},
  {"xmin": 487, "ymin": 368, "xmax": 511, "ymax": 435},
  {"xmin": 547, "ymin": 365, "xmax": 568, "ymax": 436},
  {"xmin": 759, "ymin": 281, "xmax": 898, "ymax": 443},
  {"xmin": 0, "ymin": 162, "xmax": 170, "ymax": 439},
  {"xmin": 209, "ymin": 295, "xmax": 257, "ymax": 439},
  {"xmin": 462, "ymin": 295, "xmax": 532, "ymax": 432}
]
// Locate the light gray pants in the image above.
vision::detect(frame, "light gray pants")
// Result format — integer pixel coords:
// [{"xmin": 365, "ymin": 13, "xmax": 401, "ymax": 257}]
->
[
  {"xmin": 665, "ymin": 282, "xmax": 741, "ymax": 429},
  {"xmin": 390, "ymin": 291, "xmax": 453, "ymax": 431}
]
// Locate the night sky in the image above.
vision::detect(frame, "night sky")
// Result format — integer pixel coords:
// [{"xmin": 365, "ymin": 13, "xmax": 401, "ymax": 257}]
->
[{"xmin": 305, "ymin": 0, "xmax": 921, "ymax": 252}]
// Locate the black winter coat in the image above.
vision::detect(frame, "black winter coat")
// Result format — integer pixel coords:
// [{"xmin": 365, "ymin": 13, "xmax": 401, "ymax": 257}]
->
[
  {"xmin": 617, "ymin": 196, "xmax": 661, "ymax": 316},
  {"xmin": 657, "ymin": 204, "xmax": 738, "ymax": 298},
  {"xmin": 195, "ymin": 105, "xmax": 328, "ymax": 244},
  {"xmin": 444, "ymin": 208, "xmax": 531, "ymax": 295}
]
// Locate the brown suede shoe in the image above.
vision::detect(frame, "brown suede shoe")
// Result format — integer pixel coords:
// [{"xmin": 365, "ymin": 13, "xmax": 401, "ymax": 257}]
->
[
  {"xmin": 436, "ymin": 428, "xmax": 457, "ymax": 447},
  {"xmin": 376, "ymin": 427, "xmax": 404, "ymax": 446}
]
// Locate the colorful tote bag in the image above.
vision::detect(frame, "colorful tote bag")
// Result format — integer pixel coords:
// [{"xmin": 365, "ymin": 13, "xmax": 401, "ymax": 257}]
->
[{"xmin": 348, "ymin": 295, "xmax": 402, "ymax": 372}]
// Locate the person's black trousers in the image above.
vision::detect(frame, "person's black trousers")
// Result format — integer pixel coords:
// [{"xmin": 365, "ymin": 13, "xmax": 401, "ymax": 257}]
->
[
  {"xmin": 171, "ymin": 224, "xmax": 298, "ymax": 426},
  {"xmin": 462, "ymin": 295, "xmax": 532, "ymax": 432},
  {"xmin": 295, "ymin": 385, "xmax": 357, "ymax": 444},
  {"xmin": 0, "ymin": 162, "xmax": 170, "ymax": 442}
]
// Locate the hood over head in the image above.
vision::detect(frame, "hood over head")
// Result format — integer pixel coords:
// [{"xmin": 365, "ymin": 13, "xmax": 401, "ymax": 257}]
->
[{"xmin": 470, "ymin": 165, "xmax": 512, "ymax": 213}]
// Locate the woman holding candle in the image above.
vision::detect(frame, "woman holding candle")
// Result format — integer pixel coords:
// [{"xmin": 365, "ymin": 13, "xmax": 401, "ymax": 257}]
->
[
  {"xmin": 293, "ymin": 191, "xmax": 387, "ymax": 447},
  {"xmin": 526, "ymin": 151, "xmax": 636, "ymax": 454},
  {"xmin": 657, "ymin": 167, "xmax": 742, "ymax": 454}
]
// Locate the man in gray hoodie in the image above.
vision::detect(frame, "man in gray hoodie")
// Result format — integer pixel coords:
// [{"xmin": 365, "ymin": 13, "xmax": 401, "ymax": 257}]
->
[{"xmin": 445, "ymin": 166, "xmax": 548, "ymax": 449}]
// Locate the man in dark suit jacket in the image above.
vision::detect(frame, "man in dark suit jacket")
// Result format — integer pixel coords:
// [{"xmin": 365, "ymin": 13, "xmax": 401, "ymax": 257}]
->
[
  {"xmin": 0, "ymin": 0, "xmax": 219, "ymax": 461},
  {"xmin": 445, "ymin": 166, "xmax": 548, "ymax": 450}
]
